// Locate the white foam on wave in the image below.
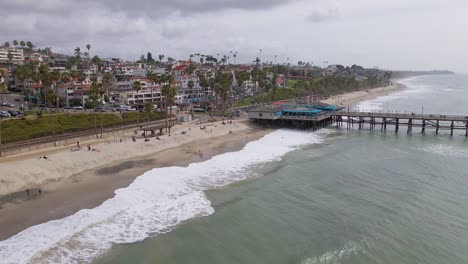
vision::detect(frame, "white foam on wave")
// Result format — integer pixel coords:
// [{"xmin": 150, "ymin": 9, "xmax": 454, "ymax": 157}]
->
[
  {"xmin": 443, "ymin": 88, "xmax": 463, "ymax": 92},
  {"xmin": 355, "ymin": 77, "xmax": 430, "ymax": 111},
  {"xmin": 0, "ymin": 129, "xmax": 323, "ymax": 264},
  {"xmin": 301, "ymin": 241, "xmax": 363, "ymax": 264}
]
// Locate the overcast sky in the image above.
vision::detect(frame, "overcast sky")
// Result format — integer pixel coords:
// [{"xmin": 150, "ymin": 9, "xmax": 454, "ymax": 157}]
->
[{"xmin": 1, "ymin": 0, "xmax": 468, "ymax": 72}]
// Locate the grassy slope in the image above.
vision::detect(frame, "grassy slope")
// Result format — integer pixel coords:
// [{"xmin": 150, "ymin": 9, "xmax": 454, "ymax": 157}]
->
[
  {"xmin": 1, "ymin": 112, "xmax": 167, "ymax": 144},
  {"xmin": 235, "ymin": 88, "xmax": 308, "ymax": 107}
]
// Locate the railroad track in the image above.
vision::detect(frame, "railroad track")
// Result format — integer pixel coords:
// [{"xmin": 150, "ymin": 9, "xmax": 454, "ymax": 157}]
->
[{"xmin": 1, "ymin": 118, "xmax": 176, "ymax": 152}]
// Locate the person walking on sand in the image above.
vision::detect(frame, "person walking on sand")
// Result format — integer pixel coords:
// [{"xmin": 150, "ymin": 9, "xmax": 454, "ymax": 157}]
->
[
  {"xmin": 77, "ymin": 141, "xmax": 80, "ymax": 149},
  {"xmin": 87, "ymin": 145, "xmax": 91, "ymax": 151},
  {"xmin": 26, "ymin": 189, "xmax": 29, "ymax": 196}
]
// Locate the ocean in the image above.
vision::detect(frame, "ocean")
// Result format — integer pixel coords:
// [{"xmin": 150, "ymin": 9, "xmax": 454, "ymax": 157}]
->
[{"xmin": 1, "ymin": 74, "xmax": 468, "ymax": 264}]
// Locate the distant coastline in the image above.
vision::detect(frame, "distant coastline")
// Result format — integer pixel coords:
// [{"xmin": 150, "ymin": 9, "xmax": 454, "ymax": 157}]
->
[{"xmin": 391, "ymin": 70, "xmax": 454, "ymax": 79}]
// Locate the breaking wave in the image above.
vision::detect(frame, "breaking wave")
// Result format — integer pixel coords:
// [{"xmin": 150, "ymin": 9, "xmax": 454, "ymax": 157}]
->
[{"xmin": 0, "ymin": 129, "xmax": 323, "ymax": 264}]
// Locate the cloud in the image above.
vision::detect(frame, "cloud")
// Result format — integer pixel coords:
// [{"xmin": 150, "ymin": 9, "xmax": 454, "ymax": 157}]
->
[
  {"xmin": 88, "ymin": 0, "xmax": 298, "ymax": 14},
  {"xmin": 308, "ymin": 2, "xmax": 341, "ymax": 22},
  {"xmin": 1, "ymin": 0, "xmax": 468, "ymax": 72}
]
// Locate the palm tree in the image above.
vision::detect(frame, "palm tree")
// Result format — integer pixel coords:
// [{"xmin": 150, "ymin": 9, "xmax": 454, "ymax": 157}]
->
[
  {"xmin": 102, "ymin": 72, "xmax": 113, "ymax": 100},
  {"xmin": 86, "ymin": 44, "xmax": 91, "ymax": 68},
  {"xmin": 38, "ymin": 65, "xmax": 58, "ymax": 145},
  {"xmin": 50, "ymin": 69, "xmax": 61, "ymax": 110},
  {"xmin": 76, "ymin": 70, "xmax": 87, "ymax": 105},
  {"xmin": 60, "ymin": 71, "xmax": 71, "ymax": 107},
  {"xmin": 13, "ymin": 40, "xmax": 18, "ymax": 47},
  {"xmin": 20, "ymin": 41, "xmax": 26, "ymax": 49},
  {"xmin": 74, "ymin": 47, "xmax": 81, "ymax": 59},
  {"xmin": 7, "ymin": 52, "xmax": 13, "ymax": 63},
  {"xmin": 133, "ymin": 80, "xmax": 142, "ymax": 129},
  {"xmin": 26, "ymin": 41, "xmax": 34, "ymax": 51},
  {"xmin": 188, "ymin": 80, "xmax": 195, "ymax": 113},
  {"xmin": 89, "ymin": 82, "xmax": 100, "ymax": 138},
  {"xmin": 144, "ymin": 102, "xmax": 152, "ymax": 138},
  {"xmin": 146, "ymin": 72, "xmax": 159, "ymax": 108},
  {"xmin": 98, "ymin": 84, "xmax": 107, "ymax": 138},
  {"xmin": 161, "ymin": 83, "xmax": 176, "ymax": 135}
]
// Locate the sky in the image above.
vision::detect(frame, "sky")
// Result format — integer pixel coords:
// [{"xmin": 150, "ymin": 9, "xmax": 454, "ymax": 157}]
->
[{"xmin": 1, "ymin": 0, "xmax": 468, "ymax": 72}]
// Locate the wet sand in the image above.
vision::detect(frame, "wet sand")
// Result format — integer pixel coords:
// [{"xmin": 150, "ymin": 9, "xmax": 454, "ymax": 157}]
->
[{"xmin": 0, "ymin": 126, "xmax": 271, "ymax": 240}]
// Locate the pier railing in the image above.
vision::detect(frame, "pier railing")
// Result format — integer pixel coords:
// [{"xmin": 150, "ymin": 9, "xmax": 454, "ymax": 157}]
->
[{"xmin": 334, "ymin": 111, "xmax": 468, "ymax": 122}]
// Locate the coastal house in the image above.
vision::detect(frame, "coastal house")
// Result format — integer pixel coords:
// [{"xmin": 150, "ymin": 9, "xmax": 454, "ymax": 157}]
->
[
  {"xmin": 113, "ymin": 77, "xmax": 163, "ymax": 108},
  {"xmin": 276, "ymin": 75, "xmax": 286, "ymax": 88},
  {"xmin": 57, "ymin": 79, "xmax": 92, "ymax": 106},
  {"xmin": 174, "ymin": 75, "xmax": 205, "ymax": 103},
  {"xmin": 0, "ymin": 47, "xmax": 25, "ymax": 65}
]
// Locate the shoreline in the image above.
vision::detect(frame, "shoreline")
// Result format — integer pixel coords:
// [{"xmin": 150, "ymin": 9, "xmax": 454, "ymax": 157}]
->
[
  {"xmin": 0, "ymin": 122, "xmax": 272, "ymax": 240},
  {"xmin": 0, "ymin": 81, "xmax": 408, "ymax": 241},
  {"xmin": 320, "ymin": 81, "xmax": 407, "ymax": 107}
]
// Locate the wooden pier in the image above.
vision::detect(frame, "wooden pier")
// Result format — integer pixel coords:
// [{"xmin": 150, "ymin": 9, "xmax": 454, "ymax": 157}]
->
[
  {"xmin": 248, "ymin": 108, "xmax": 468, "ymax": 137},
  {"xmin": 333, "ymin": 111, "xmax": 468, "ymax": 137}
]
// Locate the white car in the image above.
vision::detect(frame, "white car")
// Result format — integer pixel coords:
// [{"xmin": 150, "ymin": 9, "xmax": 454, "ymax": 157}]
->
[
  {"xmin": 0, "ymin": 111, "xmax": 11, "ymax": 118},
  {"xmin": 118, "ymin": 105, "xmax": 136, "ymax": 112},
  {"xmin": 72, "ymin": 106, "xmax": 84, "ymax": 111}
]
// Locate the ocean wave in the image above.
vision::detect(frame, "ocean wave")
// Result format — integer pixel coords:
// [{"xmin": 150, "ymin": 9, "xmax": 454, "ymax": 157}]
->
[
  {"xmin": 443, "ymin": 88, "xmax": 463, "ymax": 92},
  {"xmin": 0, "ymin": 129, "xmax": 323, "ymax": 264},
  {"xmin": 419, "ymin": 144, "xmax": 468, "ymax": 158},
  {"xmin": 355, "ymin": 78, "xmax": 431, "ymax": 111},
  {"xmin": 301, "ymin": 241, "xmax": 363, "ymax": 264}
]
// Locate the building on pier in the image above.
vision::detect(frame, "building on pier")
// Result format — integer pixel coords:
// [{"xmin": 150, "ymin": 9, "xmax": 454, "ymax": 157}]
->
[{"xmin": 247, "ymin": 103, "xmax": 340, "ymax": 130}]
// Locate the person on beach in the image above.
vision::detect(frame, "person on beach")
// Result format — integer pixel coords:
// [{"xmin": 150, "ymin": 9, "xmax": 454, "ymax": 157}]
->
[
  {"xmin": 132, "ymin": 136, "xmax": 136, "ymax": 142},
  {"xmin": 77, "ymin": 141, "xmax": 80, "ymax": 149},
  {"xmin": 87, "ymin": 145, "xmax": 91, "ymax": 151},
  {"xmin": 26, "ymin": 189, "xmax": 29, "ymax": 196},
  {"xmin": 38, "ymin": 188, "xmax": 42, "ymax": 195}
]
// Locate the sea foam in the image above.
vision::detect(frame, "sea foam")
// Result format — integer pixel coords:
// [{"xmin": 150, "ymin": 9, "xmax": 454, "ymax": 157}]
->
[
  {"xmin": 0, "ymin": 129, "xmax": 322, "ymax": 264},
  {"xmin": 355, "ymin": 77, "xmax": 430, "ymax": 111}
]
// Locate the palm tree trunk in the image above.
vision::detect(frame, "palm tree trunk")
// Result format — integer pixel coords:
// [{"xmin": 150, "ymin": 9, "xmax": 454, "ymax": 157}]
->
[
  {"xmin": 47, "ymin": 96, "xmax": 56, "ymax": 146},
  {"xmin": 165, "ymin": 101, "xmax": 169, "ymax": 134},
  {"xmin": 94, "ymin": 110, "xmax": 97, "ymax": 138},
  {"xmin": 169, "ymin": 104, "xmax": 172, "ymax": 136},
  {"xmin": 146, "ymin": 112, "xmax": 149, "ymax": 138},
  {"xmin": 100, "ymin": 111, "xmax": 103, "ymax": 138},
  {"xmin": 136, "ymin": 91, "xmax": 140, "ymax": 130}
]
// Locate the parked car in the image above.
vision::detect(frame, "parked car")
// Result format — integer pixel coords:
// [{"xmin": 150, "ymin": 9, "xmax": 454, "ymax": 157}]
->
[
  {"xmin": 0, "ymin": 111, "xmax": 11, "ymax": 118},
  {"xmin": 1, "ymin": 102, "xmax": 13, "ymax": 107},
  {"xmin": 72, "ymin": 106, "xmax": 84, "ymax": 111},
  {"xmin": 117, "ymin": 105, "xmax": 136, "ymax": 112},
  {"xmin": 8, "ymin": 110, "xmax": 19, "ymax": 117}
]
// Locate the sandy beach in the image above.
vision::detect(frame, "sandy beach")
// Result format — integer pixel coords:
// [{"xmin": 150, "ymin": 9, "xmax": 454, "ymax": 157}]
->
[
  {"xmin": 0, "ymin": 81, "xmax": 407, "ymax": 241},
  {"xmin": 0, "ymin": 120, "xmax": 271, "ymax": 240},
  {"xmin": 321, "ymin": 82, "xmax": 407, "ymax": 107}
]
